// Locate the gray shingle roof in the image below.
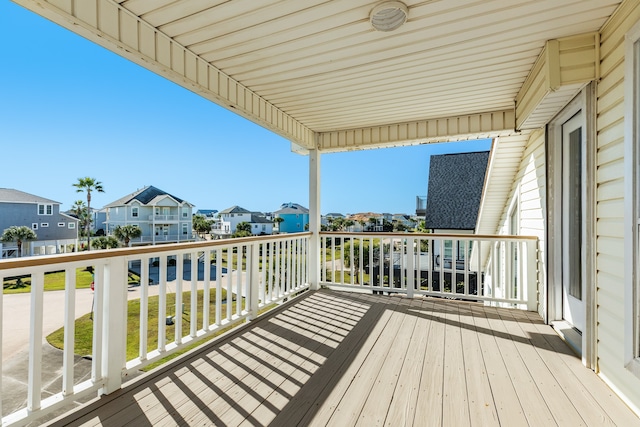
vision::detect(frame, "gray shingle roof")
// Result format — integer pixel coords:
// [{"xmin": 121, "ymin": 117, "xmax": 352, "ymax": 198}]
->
[
  {"xmin": 104, "ymin": 185, "xmax": 186, "ymax": 208},
  {"xmin": 424, "ymin": 151, "xmax": 490, "ymax": 230},
  {"xmin": 0, "ymin": 188, "xmax": 59, "ymax": 204},
  {"xmin": 219, "ymin": 206, "xmax": 251, "ymax": 214},
  {"xmin": 274, "ymin": 203, "xmax": 309, "ymax": 215},
  {"xmin": 251, "ymin": 214, "xmax": 273, "ymax": 224}
]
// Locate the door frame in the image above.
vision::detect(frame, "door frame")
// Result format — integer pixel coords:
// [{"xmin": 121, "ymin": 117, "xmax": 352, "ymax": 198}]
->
[{"xmin": 546, "ymin": 84, "xmax": 597, "ymax": 368}]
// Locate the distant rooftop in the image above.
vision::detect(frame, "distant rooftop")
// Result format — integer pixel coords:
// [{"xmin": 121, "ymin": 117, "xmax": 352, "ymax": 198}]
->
[
  {"xmin": 219, "ymin": 205, "xmax": 252, "ymax": 214},
  {"xmin": 0, "ymin": 188, "xmax": 59, "ymax": 205},
  {"xmin": 275, "ymin": 203, "xmax": 309, "ymax": 215},
  {"xmin": 425, "ymin": 151, "xmax": 490, "ymax": 230},
  {"xmin": 104, "ymin": 185, "xmax": 187, "ymax": 208}
]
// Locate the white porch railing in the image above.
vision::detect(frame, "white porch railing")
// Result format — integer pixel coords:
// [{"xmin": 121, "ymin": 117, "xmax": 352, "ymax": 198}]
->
[
  {"xmin": 148, "ymin": 214, "xmax": 179, "ymax": 221},
  {"xmin": 320, "ymin": 232, "xmax": 538, "ymax": 310},
  {"xmin": 130, "ymin": 234, "xmax": 196, "ymax": 244},
  {"xmin": 0, "ymin": 233, "xmax": 310, "ymax": 427}
]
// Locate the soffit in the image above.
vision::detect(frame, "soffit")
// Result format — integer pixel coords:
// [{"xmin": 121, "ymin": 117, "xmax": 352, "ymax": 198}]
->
[{"xmin": 16, "ymin": 0, "xmax": 622, "ymax": 149}]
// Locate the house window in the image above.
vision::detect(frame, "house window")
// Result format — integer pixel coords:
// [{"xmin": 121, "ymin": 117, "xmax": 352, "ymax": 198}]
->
[
  {"xmin": 182, "ymin": 209, "xmax": 188, "ymax": 218},
  {"xmin": 69, "ymin": 223, "xmax": 76, "ymax": 229},
  {"xmin": 38, "ymin": 204, "xmax": 53, "ymax": 215},
  {"xmin": 132, "ymin": 207, "xmax": 138, "ymax": 218},
  {"xmin": 182, "ymin": 223, "xmax": 188, "ymax": 235},
  {"xmin": 32, "ymin": 223, "xmax": 38, "ymax": 230},
  {"xmin": 625, "ymin": 21, "xmax": 640, "ymax": 376},
  {"xmin": 58, "ymin": 222, "xmax": 65, "ymax": 227},
  {"xmin": 40, "ymin": 223, "xmax": 49, "ymax": 228}
]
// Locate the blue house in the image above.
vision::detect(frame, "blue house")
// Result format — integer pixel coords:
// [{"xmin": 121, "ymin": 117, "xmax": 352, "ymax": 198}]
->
[{"xmin": 274, "ymin": 203, "xmax": 309, "ymax": 233}]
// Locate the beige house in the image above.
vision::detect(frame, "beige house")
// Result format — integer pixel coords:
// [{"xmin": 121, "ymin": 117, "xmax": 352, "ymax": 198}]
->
[{"xmin": 5, "ymin": 0, "xmax": 640, "ymax": 424}]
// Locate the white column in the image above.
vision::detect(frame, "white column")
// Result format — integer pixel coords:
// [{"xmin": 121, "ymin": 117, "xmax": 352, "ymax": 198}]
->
[
  {"xmin": 101, "ymin": 259, "xmax": 127, "ymax": 394},
  {"xmin": 309, "ymin": 148, "xmax": 321, "ymax": 291}
]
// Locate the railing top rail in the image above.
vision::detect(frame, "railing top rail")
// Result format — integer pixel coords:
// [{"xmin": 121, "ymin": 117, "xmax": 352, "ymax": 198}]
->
[
  {"xmin": 319, "ymin": 231, "xmax": 538, "ymax": 242},
  {"xmin": 0, "ymin": 232, "xmax": 312, "ymax": 271}
]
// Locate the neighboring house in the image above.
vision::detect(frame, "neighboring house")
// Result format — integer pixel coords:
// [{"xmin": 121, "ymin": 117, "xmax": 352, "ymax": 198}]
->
[
  {"xmin": 392, "ymin": 214, "xmax": 416, "ymax": 229},
  {"xmin": 0, "ymin": 188, "xmax": 78, "ymax": 257},
  {"xmin": 214, "ymin": 206, "xmax": 253, "ymax": 237},
  {"xmin": 250, "ymin": 214, "xmax": 274, "ymax": 235},
  {"xmin": 195, "ymin": 209, "xmax": 218, "ymax": 218},
  {"xmin": 424, "ymin": 151, "xmax": 490, "ymax": 268},
  {"xmin": 273, "ymin": 203, "xmax": 309, "ymax": 233},
  {"xmin": 321, "ymin": 212, "xmax": 344, "ymax": 227},
  {"xmin": 104, "ymin": 185, "xmax": 195, "ymax": 245},
  {"xmin": 92, "ymin": 208, "xmax": 107, "ymax": 235}
]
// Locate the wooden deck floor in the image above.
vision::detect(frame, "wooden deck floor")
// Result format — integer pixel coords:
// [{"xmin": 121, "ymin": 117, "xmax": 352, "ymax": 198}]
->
[{"xmin": 49, "ymin": 290, "xmax": 640, "ymax": 427}]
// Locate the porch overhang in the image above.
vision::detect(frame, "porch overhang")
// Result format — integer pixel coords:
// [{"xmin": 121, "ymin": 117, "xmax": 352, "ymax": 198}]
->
[{"xmin": 11, "ymin": 0, "xmax": 621, "ymax": 153}]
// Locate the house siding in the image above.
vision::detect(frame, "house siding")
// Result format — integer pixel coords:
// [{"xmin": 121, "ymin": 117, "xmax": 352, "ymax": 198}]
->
[
  {"xmin": 494, "ymin": 129, "xmax": 547, "ymax": 317},
  {"xmin": 596, "ymin": 0, "xmax": 640, "ymax": 411}
]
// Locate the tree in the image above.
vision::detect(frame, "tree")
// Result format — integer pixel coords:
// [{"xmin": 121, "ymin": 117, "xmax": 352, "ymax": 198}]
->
[
  {"xmin": 192, "ymin": 215, "xmax": 213, "ymax": 239},
  {"xmin": 368, "ymin": 217, "xmax": 378, "ymax": 231},
  {"xmin": 73, "ymin": 177, "xmax": 104, "ymax": 250},
  {"xmin": 273, "ymin": 216, "xmax": 284, "ymax": 233},
  {"xmin": 1, "ymin": 226, "xmax": 37, "ymax": 257},
  {"xmin": 358, "ymin": 219, "xmax": 366, "ymax": 231},
  {"xmin": 70, "ymin": 200, "xmax": 90, "ymax": 236},
  {"xmin": 113, "ymin": 225, "xmax": 142, "ymax": 247},
  {"xmin": 343, "ymin": 240, "xmax": 379, "ymax": 284},
  {"xmin": 91, "ymin": 236, "xmax": 120, "ymax": 249},
  {"xmin": 232, "ymin": 221, "xmax": 252, "ymax": 238},
  {"xmin": 393, "ymin": 220, "xmax": 408, "ymax": 232}
]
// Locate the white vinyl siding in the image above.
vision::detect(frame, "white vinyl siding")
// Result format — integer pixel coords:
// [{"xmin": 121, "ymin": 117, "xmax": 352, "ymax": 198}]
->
[
  {"xmin": 495, "ymin": 129, "xmax": 546, "ymax": 316},
  {"xmin": 598, "ymin": 0, "xmax": 640, "ymax": 412}
]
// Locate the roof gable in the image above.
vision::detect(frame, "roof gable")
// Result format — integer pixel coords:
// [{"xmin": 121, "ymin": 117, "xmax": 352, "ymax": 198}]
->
[
  {"xmin": 0, "ymin": 188, "xmax": 59, "ymax": 205},
  {"xmin": 424, "ymin": 151, "xmax": 490, "ymax": 231},
  {"xmin": 275, "ymin": 203, "xmax": 309, "ymax": 215},
  {"xmin": 219, "ymin": 206, "xmax": 251, "ymax": 214},
  {"xmin": 105, "ymin": 185, "xmax": 187, "ymax": 208}
]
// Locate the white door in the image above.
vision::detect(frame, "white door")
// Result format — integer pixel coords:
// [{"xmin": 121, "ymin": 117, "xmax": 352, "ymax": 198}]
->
[{"xmin": 561, "ymin": 112, "xmax": 585, "ymax": 331}]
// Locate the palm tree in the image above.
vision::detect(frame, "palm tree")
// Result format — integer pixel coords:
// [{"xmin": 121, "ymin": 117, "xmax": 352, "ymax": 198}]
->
[
  {"xmin": 113, "ymin": 225, "xmax": 142, "ymax": 247},
  {"xmin": 91, "ymin": 236, "xmax": 120, "ymax": 249},
  {"xmin": 73, "ymin": 177, "xmax": 104, "ymax": 250},
  {"xmin": 70, "ymin": 200, "xmax": 89, "ymax": 236},
  {"xmin": 1, "ymin": 226, "xmax": 37, "ymax": 257},
  {"xmin": 273, "ymin": 216, "xmax": 284, "ymax": 233}
]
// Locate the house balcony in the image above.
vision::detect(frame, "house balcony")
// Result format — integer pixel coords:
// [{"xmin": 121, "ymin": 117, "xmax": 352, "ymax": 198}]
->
[
  {"xmin": 147, "ymin": 215, "xmax": 180, "ymax": 222},
  {"xmin": 0, "ymin": 232, "xmax": 638, "ymax": 426},
  {"xmin": 129, "ymin": 234, "xmax": 197, "ymax": 245}
]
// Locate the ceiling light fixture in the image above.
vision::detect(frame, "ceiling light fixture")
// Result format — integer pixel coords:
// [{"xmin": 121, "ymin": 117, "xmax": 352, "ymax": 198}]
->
[{"xmin": 370, "ymin": 1, "xmax": 408, "ymax": 32}]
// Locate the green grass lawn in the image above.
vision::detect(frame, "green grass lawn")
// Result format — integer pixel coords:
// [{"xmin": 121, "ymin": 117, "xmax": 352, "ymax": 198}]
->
[
  {"xmin": 3, "ymin": 268, "xmax": 141, "ymax": 294},
  {"xmin": 46, "ymin": 289, "xmax": 255, "ymax": 371}
]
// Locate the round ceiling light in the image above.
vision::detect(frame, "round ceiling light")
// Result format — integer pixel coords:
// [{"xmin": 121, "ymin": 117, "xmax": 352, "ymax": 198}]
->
[{"xmin": 370, "ymin": 1, "xmax": 408, "ymax": 32}]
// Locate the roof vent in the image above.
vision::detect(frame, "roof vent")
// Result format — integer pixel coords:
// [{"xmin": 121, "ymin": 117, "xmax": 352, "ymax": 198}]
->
[{"xmin": 370, "ymin": 1, "xmax": 408, "ymax": 32}]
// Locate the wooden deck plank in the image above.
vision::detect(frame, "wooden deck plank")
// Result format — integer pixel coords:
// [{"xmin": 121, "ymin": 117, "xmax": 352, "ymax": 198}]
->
[
  {"xmin": 256, "ymin": 292, "xmax": 397, "ymax": 426},
  {"xmin": 324, "ymin": 297, "xmax": 413, "ymax": 426},
  {"xmin": 505, "ymin": 308, "xmax": 616, "ymax": 427},
  {"xmin": 383, "ymin": 299, "xmax": 434, "ymax": 427},
  {"xmin": 211, "ymin": 293, "xmax": 371, "ymax": 426},
  {"xmin": 517, "ymin": 309, "xmax": 640, "ymax": 427},
  {"xmin": 355, "ymin": 298, "xmax": 423, "ymax": 426},
  {"xmin": 494, "ymin": 306, "xmax": 587, "ymax": 426},
  {"xmin": 48, "ymin": 291, "xmax": 640, "ymax": 427},
  {"xmin": 413, "ymin": 298, "xmax": 446, "ymax": 426},
  {"xmin": 456, "ymin": 303, "xmax": 499, "ymax": 427},
  {"xmin": 442, "ymin": 301, "xmax": 471, "ymax": 426},
  {"xmin": 469, "ymin": 304, "xmax": 528, "ymax": 426},
  {"xmin": 482, "ymin": 305, "xmax": 556, "ymax": 426}
]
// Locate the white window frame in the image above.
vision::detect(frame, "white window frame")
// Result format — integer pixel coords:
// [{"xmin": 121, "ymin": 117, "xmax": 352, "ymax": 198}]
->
[
  {"xmin": 68, "ymin": 223, "xmax": 76, "ymax": 229},
  {"xmin": 38, "ymin": 203, "xmax": 53, "ymax": 215},
  {"xmin": 131, "ymin": 207, "xmax": 139, "ymax": 218},
  {"xmin": 624, "ymin": 19, "xmax": 640, "ymax": 378},
  {"xmin": 58, "ymin": 222, "xmax": 65, "ymax": 227},
  {"xmin": 40, "ymin": 223, "xmax": 49, "ymax": 228},
  {"xmin": 182, "ymin": 223, "xmax": 188, "ymax": 235},
  {"xmin": 32, "ymin": 223, "xmax": 38, "ymax": 230}
]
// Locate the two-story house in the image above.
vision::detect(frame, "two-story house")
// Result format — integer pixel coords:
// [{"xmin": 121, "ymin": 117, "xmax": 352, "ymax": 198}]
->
[
  {"xmin": 273, "ymin": 203, "xmax": 309, "ymax": 233},
  {"xmin": 0, "ymin": 188, "xmax": 78, "ymax": 257},
  {"xmin": 214, "ymin": 206, "xmax": 274, "ymax": 237},
  {"xmin": 103, "ymin": 186, "xmax": 195, "ymax": 245}
]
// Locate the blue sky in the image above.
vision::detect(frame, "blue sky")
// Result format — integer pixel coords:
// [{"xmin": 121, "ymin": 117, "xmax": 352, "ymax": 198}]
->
[{"xmin": 0, "ymin": 2, "xmax": 491, "ymax": 215}]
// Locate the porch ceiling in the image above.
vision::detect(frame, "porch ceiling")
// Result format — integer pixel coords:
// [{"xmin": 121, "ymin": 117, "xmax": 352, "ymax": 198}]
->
[{"xmin": 15, "ymin": 0, "xmax": 620, "ymax": 151}]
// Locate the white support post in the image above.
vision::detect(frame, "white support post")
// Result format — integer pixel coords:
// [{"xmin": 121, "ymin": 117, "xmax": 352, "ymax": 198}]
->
[
  {"xmin": 101, "ymin": 258, "xmax": 127, "ymax": 395},
  {"xmin": 526, "ymin": 239, "xmax": 538, "ymax": 311},
  {"xmin": 248, "ymin": 243, "xmax": 260, "ymax": 320},
  {"xmin": 407, "ymin": 237, "xmax": 415, "ymax": 298},
  {"xmin": 309, "ymin": 148, "xmax": 321, "ymax": 291},
  {"xmin": 63, "ymin": 268, "xmax": 76, "ymax": 396},
  {"xmin": 27, "ymin": 272, "xmax": 44, "ymax": 412}
]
